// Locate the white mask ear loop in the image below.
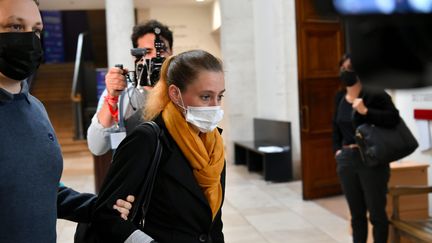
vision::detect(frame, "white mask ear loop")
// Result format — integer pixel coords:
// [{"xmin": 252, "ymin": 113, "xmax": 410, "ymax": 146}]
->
[{"xmin": 175, "ymin": 86, "xmax": 187, "ymax": 114}]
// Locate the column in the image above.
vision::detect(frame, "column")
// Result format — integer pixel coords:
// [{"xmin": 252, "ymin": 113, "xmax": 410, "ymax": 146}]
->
[
  {"xmin": 219, "ymin": 0, "xmax": 257, "ymax": 163},
  {"xmin": 252, "ymin": 0, "xmax": 301, "ymax": 177},
  {"xmin": 105, "ymin": 0, "xmax": 135, "ymax": 69}
]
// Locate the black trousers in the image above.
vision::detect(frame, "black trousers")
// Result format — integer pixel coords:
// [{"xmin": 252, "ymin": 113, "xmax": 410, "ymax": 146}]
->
[{"xmin": 336, "ymin": 148, "xmax": 390, "ymax": 243}]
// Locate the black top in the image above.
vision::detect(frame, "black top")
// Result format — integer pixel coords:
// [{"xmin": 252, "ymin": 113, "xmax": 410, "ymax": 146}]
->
[
  {"xmin": 332, "ymin": 88, "xmax": 400, "ymax": 153},
  {"xmin": 1, "ymin": 81, "xmax": 98, "ymax": 243},
  {"xmin": 334, "ymin": 97, "xmax": 356, "ymax": 146},
  {"xmin": 92, "ymin": 114, "xmax": 225, "ymax": 243}
]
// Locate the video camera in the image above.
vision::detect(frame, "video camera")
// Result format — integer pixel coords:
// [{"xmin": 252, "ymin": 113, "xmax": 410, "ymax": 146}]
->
[
  {"xmin": 314, "ymin": 0, "xmax": 432, "ymax": 89},
  {"xmin": 130, "ymin": 27, "xmax": 166, "ymax": 92}
]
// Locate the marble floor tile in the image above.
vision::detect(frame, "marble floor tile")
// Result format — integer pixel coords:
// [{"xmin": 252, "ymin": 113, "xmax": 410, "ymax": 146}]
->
[
  {"xmin": 56, "ymin": 219, "xmax": 77, "ymax": 243},
  {"xmin": 222, "ymin": 212, "xmax": 250, "ymax": 228},
  {"xmin": 223, "ymin": 225, "xmax": 269, "ymax": 243},
  {"xmin": 262, "ymin": 229, "xmax": 336, "ymax": 243},
  {"xmin": 226, "ymin": 184, "xmax": 284, "ymax": 210},
  {"xmin": 245, "ymin": 210, "xmax": 315, "ymax": 232}
]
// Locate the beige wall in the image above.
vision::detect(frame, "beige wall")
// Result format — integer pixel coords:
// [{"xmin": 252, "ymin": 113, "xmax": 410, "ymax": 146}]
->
[{"xmin": 136, "ymin": 6, "xmax": 221, "ymax": 58}]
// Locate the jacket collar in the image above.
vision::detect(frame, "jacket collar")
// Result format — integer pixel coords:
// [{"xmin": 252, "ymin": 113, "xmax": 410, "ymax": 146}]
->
[{"xmin": 0, "ymin": 80, "xmax": 30, "ymax": 104}]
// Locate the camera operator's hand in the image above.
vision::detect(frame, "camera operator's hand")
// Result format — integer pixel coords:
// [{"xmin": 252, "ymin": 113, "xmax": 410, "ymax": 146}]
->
[{"xmin": 105, "ymin": 66, "xmax": 128, "ymax": 97}]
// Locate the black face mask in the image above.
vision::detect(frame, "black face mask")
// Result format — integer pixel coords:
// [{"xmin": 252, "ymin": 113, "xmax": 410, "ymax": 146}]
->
[
  {"xmin": 340, "ymin": 70, "xmax": 358, "ymax": 87},
  {"xmin": 0, "ymin": 32, "xmax": 43, "ymax": 81}
]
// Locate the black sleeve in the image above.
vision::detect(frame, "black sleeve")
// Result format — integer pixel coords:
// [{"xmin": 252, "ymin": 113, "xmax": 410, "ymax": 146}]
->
[
  {"xmin": 57, "ymin": 186, "xmax": 96, "ymax": 223},
  {"xmin": 211, "ymin": 162, "xmax": 226, "ymax": 243},
  {"xmin": 354, "ymin": 90, "xmax": 399, "ymax": 128},
  {"xmin": 332, "ymin": 92, "xmax": 344, "ymax": 153},
  {"xmin": 92, "ymin": 124, "xmax": 158, "ymax": 242}
]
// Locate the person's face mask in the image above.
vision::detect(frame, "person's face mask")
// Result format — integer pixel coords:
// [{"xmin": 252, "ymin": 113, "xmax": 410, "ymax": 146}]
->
[
  {"xmin": 185, "ymin": 106, "xmax": 224, "ymax": 133},
  {"xmin": 175, "ymin": 87, "xmax": 224, "ymax": 133},
  {"xmin": 0, "ymin": 32, "xmax": 43, "ymax": 81},
  {"xmin": 340, "ymin": 70, "xmax": 358, "ymax": 87}
]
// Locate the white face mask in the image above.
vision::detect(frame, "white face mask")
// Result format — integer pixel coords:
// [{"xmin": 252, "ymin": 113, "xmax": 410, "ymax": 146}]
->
[
  {"xmin": 175, "ymin": 87, "xmax": 224, "ymax": 133},
  {"xmin": 185, "ymin": 106, "xmax": 224, "ymax": 133}
]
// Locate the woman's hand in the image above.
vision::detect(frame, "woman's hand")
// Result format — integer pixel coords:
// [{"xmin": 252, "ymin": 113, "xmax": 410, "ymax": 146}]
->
[
  {"xmin": 335, "ymin": 149, "xmax": 342, "ymax": 158},
  {"xmin": 352, "ymin": 98, "xmax": 368, "ymax": 115},
  {"xmin": 113, "ymin": 195, "xmax": 135, "ymax": 220}
]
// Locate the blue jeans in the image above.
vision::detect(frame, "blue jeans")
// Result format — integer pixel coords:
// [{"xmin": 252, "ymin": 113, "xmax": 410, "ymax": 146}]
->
[{"xmin": 336, "ymin": 148, "xmax": 390, "ymax": 243}]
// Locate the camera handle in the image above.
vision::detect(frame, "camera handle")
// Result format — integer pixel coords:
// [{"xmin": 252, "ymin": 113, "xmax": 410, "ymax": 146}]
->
[{"xmin": 112, "ymin": 64, "xmax": 129, "ymax": 93}]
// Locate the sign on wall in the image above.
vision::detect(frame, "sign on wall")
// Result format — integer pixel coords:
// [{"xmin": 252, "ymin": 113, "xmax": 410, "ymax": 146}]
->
[
  {"xmin": 96, "ymin": 68, "xmax": 108, "ymax": 100},
  {"xmin": 41, "ymin": 11, "xmax": 65, "ymax": 63}
]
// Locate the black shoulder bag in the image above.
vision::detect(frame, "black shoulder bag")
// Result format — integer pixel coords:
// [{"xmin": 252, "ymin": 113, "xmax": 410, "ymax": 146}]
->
[
  {"xmin": 354, "ymin": 117, "xmax": 418, "ymax": 167},
  {"xmin": 74, "ymin": 121, "xmax": 163, "ymax": 243}
]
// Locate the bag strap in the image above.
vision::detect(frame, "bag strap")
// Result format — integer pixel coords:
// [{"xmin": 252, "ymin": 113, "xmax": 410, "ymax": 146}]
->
[{"xmin": 128, "ymin": 121, "xmax": 163, "ymax": 223}]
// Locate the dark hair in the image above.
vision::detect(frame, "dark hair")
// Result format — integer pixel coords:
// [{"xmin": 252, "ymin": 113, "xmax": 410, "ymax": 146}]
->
[
  {"xmin": 131, "ymin": 20, "xmax": 173, "ymax": 49},
  {"xmin": 144, "ymin": 50, "xmax": 223, "ymax": 120},
  {"xmin": 339, "ymin": 53, "xmax": 352, "ymax": 69}
]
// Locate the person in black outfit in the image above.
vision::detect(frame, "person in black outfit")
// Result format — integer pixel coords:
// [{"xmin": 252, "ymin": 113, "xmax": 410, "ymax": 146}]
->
[
  {"xmin": 91, "ymin": 50, "xmax": 226, "ymax": 243},
  {"xmin": 332, "ymin": 54, "xmax": 399, "ymax": 243}
]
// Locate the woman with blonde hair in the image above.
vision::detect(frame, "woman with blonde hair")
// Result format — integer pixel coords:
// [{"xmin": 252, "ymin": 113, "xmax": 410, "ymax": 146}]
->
[{"xmin": 91, "ymin": 49, "xmax": 226, "ymax": 243}]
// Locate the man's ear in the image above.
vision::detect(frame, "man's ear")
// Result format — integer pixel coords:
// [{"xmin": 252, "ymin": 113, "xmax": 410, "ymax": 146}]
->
[{"xmin": 168, "ymin": 84, "xmax": 180, "ymax": 104}]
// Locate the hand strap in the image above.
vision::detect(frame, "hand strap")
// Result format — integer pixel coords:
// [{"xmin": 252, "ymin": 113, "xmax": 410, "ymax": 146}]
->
[{"xmin": 105, "ymin": 95, "xmax": 119, "ymax": 123}]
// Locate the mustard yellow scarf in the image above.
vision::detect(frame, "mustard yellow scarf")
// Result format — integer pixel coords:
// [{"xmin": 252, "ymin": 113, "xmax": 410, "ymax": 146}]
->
[{"xmin": 162, "ymin": 101, "xmax": 225, "ymax": 219}]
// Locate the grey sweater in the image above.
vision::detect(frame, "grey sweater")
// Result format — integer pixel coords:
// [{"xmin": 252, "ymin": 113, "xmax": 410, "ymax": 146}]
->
[{"xmin": 0, "ymin": 82, "xmax": 63, "ymax": 243}]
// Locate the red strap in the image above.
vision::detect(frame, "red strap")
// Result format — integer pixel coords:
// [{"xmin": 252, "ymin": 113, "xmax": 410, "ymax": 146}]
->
[{"xmin": 104, "ymin": 95, "xmax": 119, "ymax": 123}]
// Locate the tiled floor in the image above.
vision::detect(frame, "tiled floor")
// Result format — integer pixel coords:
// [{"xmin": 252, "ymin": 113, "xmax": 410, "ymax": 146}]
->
[{"xmin": 57, "ymin": 152, "xmax": 352, "ymax": 243}]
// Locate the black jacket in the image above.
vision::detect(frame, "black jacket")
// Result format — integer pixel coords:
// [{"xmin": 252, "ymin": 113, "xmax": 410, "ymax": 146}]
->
[
  {"xmin": 332, "ymin": 88, "xmax": 399, "ymax": 153},
  {"xmin": 92, "ymin": 115, "xmax": 225, "ymax": 243}
]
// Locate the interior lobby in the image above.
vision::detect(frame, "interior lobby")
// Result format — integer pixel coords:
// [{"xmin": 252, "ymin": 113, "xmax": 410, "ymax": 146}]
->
[{"xmin": 10, "ymin": 0, "xmax": 432, "ymax": 242}]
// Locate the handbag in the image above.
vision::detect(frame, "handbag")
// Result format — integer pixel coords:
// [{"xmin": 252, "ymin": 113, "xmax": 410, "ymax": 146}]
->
[
  {"xmin": 354, "ymin": 118, "xmax": 418, "ymax": 167},
  {"xmin": 74, "ymin": 121, "xmax": 163, "ymax": 243}
]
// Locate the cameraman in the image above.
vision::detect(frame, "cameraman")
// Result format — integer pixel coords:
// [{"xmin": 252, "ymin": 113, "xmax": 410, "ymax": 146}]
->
[{"xmin": 87, "ymin": 20, "xmax": 173, "ymax": 155}]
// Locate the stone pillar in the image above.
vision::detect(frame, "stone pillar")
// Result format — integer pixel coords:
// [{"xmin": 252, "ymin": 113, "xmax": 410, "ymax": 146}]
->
[
  {"xmin": 92, "ymin": 0, "xmax": 135, "ymax": 192},
  {"xmin": 219, "ymin": 0, "xmax": 257, "ymax": 163},
  {"xmin": 252, "ymin": 0, "xmax": 301, "ymax": 178},
  {"xmin": 105, "ymin": 0, "xmax": 135, "ymax": 69}
]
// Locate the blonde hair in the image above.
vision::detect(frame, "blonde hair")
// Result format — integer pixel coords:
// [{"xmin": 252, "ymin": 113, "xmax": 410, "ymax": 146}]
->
[{"xmin": 143, "ymin": 50, "xmax": 224, "ymax": 121}]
